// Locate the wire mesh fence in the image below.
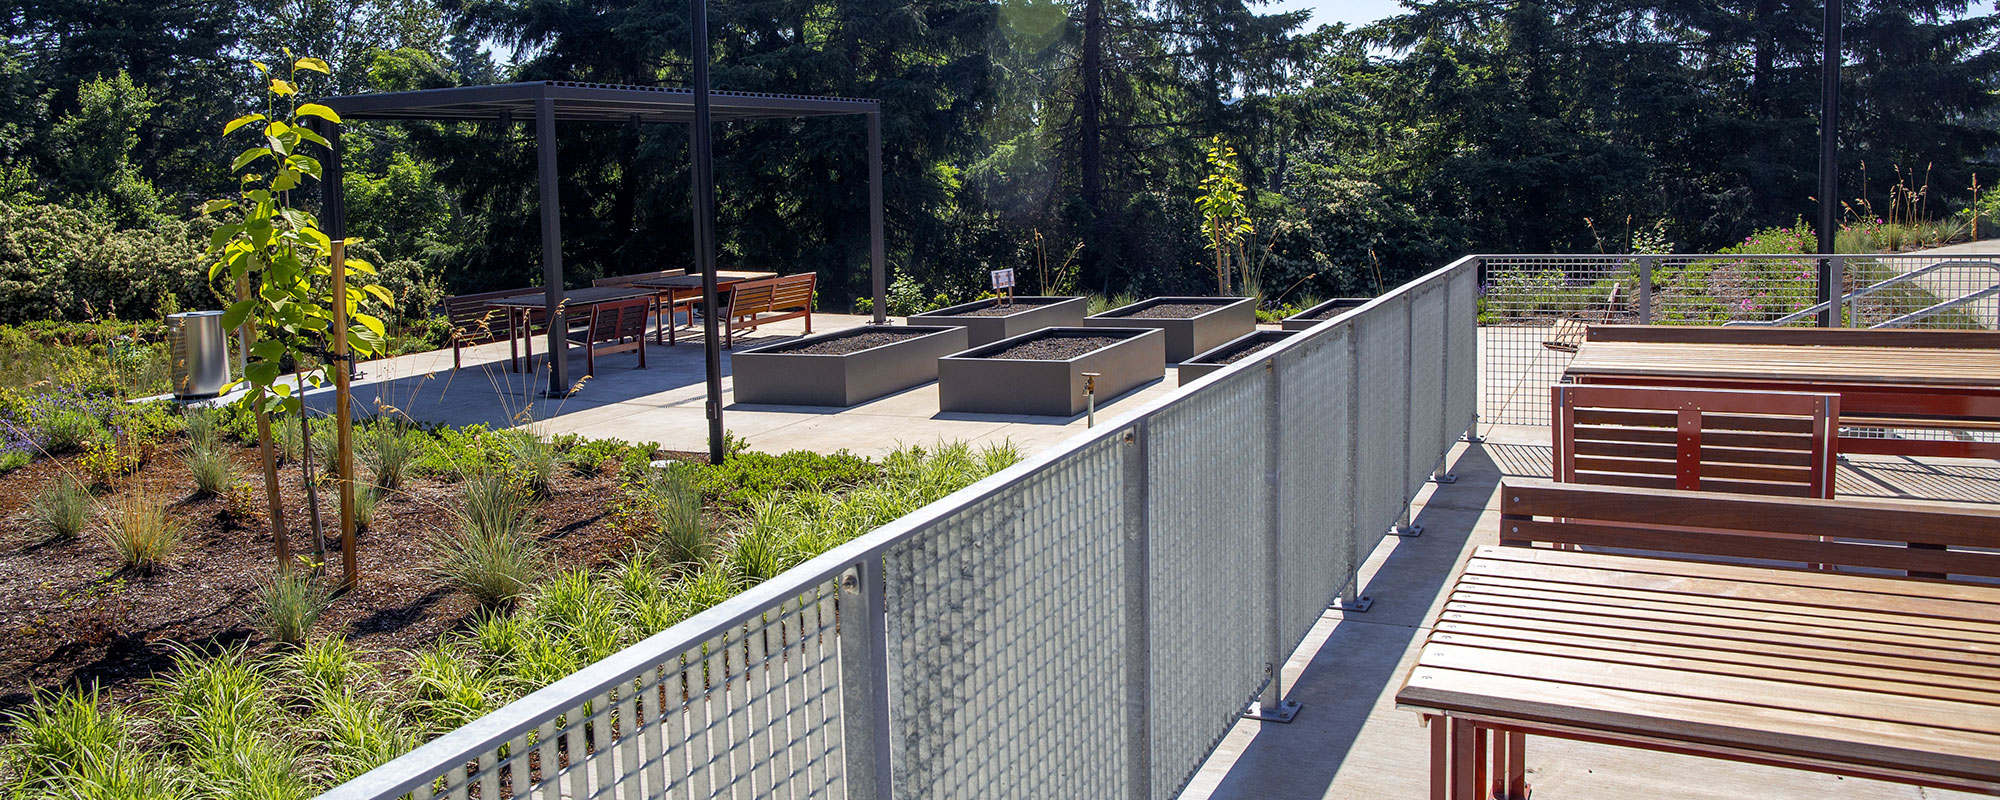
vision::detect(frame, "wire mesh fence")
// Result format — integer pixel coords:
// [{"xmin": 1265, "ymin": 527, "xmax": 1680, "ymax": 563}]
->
[
  {"xmin": 1479, "ymin": 253, "xmax": 2000, "ymax": 426},
  {"xmin": 317, "ymin": 256, "xmax": 1481, "ymax": 800}
]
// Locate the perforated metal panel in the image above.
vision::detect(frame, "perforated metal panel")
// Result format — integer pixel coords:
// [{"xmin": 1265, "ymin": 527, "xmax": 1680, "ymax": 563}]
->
[
  {"xmin": 1276, "ymin": 327, "xmax": 1356, "ymax": 644},
  {"xmin": 1144, "ymin": 368, "xmax": 1272, "ymax": 799},
  {"xmin": 1447, "ymin": 265, "xmax": 1481, "ymax": 436},
  {"xmin": 1354, "ymin": 298, "xmax": 1413, "ymax": 549},
  {"xmin": 1407, "ymin": 285, "xmax": 1446, "ymax": 491},
  {"xmin": 882, "ymin": 436, "xmax": 1131, "ymax": 800}
]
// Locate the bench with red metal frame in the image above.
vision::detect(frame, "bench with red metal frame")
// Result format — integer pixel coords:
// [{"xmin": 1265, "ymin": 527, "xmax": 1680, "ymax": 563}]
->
[
  {"xmin": 1553, "ymin": 384, "xmax": 1839, "ymax": 499},
  {"xmin": 564, "ymin": 297, "xmax": 652, "ymax": 376},
  {"xmin": 722, "ymin": 273, "xmax": 816, "ymax": 348}
]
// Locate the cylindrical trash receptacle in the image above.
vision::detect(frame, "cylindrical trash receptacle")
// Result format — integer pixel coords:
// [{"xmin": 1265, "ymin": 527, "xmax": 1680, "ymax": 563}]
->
[{"xmin": 166, "ymin": 311, "xmax": 230, "ymax": 400}]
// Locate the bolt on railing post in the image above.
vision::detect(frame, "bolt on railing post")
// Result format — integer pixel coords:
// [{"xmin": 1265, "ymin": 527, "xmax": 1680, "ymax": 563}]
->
[
  {"xmin": 1637, "ymin": 255, "xmax": 1654, "ymax": 325},
  {"xmin": 837, "ymin": 562, "xmax": 894, "ymax": 800},
  {"xmin": 1246, "ymin": 359, "xmax": 1299, "ymax": 722},
  {"xmin": 1121, "ymin": 422, "xmax": 1153, "ymax": 800}
]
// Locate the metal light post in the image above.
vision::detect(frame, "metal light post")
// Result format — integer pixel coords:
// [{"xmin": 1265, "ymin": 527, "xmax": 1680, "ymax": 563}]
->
[
  {"xmin": 690, "ymin": 0, "xmax": 727, "ymax": 464},
  {"xmin": 1816, "ymin": 0, "xmax": 1843, "ymax": 327}
]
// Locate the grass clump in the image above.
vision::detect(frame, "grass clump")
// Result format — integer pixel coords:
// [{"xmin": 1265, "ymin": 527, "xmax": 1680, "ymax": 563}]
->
[
  {"xmin": 363, "ymin": 422, "xmax": 414, "ymax": 490},
  {"xmin": 636, "ymin": 464, "xmax": 714, "ymax": 565},
  {"xmin": 254, "ymin": 571, "xmax": 331, "ymax": 646},
  {"xmin": 29, "ymin": 474, "xmax": 93, "ymax": 539},
  {"xmin": 498, "ymin": 428, "xmax": 558, "ymax": 498},
  {"xmin": 146, "ymin": 647, "xmax": 314, "ymax": 800},
  {"xmin": 100, "ymin": 491, "xmax": 180, "ymax": 573},
  {"xmin": 184, "ymin": 441, "xmax": 235, "ymax": 498},
  {"xmin": 431, "ymin": 472, "xmax": 544, "ymax": 606},
  {"xmin": 0, "ymin": 687, "xmax": 175, "ymax": 799}
]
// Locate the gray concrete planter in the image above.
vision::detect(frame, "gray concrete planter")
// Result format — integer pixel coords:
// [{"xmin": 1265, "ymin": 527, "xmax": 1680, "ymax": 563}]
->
[
  {"xmin": 1082, "ymin": 296, "xmax": 1256, "ymax": 362},
  {"xmin": 908, "ymin": 296, "xmax": 1087, "ymax": 347},
  {"xmin": 1280, "ymin": 298, "xmax": 1370, "ymax": 331},
  {"xmin": 937, "ymin": 327, "xmax": 1164, "ymax": 417},
  {"xmin": 731, "ymin": 324, "xmax": 969, "ymax": 407},
  {"xmin": 1178, "ymin": 330, "xmax": 1298, "ymax": 386}
]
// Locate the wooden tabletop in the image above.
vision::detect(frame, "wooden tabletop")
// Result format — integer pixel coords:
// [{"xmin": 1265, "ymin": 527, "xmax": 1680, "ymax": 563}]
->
[
  {"xmin": 634, "ymin": 271, "xmax": 779, "ymax": 290},
  {"xmin": 1397, "ymin": 546, "xmax": 2000, "ymax": 791},
  {"xmin": 1567, "ymin": 340, "xmax": 2000, "ymax": 387},
  {"xmin": 484, "ymin": 286, "xmax": 655, "ymax": 308}
]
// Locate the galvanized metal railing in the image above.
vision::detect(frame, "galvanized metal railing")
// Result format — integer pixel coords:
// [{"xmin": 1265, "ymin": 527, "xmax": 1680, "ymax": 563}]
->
[{"xmin": 318, "ymin": 256, "xmax": 1481, "ymax": 800}]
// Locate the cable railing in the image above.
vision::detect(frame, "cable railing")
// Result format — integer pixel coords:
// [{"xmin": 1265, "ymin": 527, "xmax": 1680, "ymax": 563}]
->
[{"xmin": 316, "ymin": 256, "xmax": 1481, "ymax": 800}]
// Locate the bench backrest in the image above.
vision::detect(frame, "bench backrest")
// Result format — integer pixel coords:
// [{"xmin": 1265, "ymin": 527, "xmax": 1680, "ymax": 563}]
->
[
  {"xmin": 1553, "ymin": 384, "xmax": 1839, "ymax": 498},
  {"xmin": 585, "ymin": 298, "xmax": 652, "ymax": 342},
  {"xmin": 1500, "ymin": 478, "xmax": 2000, "ymax": 579},
  {"xmin": 593, "ymin": 269, "xmax": 686, "ymax": 288},
  {"xmin": 1587, "ymin": 324, "xmax": 2000, "ymax": 349},
  {"xmin": 725, "ymin": 274, "xmax": 815, "ymax": 318},
  {"xmin": 443, "ymin": 288, "xmax": 534, "ymax": 341},
  {"xmin": 769, "ymin": 273, "xmax": 815, "ymax": 311}
]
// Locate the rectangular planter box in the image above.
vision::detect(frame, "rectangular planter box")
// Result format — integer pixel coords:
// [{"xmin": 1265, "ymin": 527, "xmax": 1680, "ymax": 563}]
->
[
  {"xmin": 1280, "ymin": 298, "xmax": 1370, "ymax": 331},
  {"xmin": 1178, "ymin": 330, "xmax": 1298, "ymax": 386},
  {"xmin": 1082, "ymin": 296, "xmax": 1256, "ymax": 362},
  {"xmin": 909, "ymin": 296, "xmax": 1087, "ymax": 347},
  {"xmin": 731, "ymin": 324, "xmax": 970, "ymax": 407},
  {"xmin": 938, "ymin": 327, "xmax": 1164, "ymax": 417}
]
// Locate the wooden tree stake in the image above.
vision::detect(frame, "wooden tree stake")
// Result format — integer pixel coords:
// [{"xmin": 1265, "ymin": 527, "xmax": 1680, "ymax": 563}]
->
[{"xmin": 331, "ymin": 239, "xmax": 359, "ymax": 588}]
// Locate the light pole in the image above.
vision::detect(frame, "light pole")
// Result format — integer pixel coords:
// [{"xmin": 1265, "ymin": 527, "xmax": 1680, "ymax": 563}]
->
[{"xmin": 690, "ymin": 0, "xmax": 726, "ymax": 463}]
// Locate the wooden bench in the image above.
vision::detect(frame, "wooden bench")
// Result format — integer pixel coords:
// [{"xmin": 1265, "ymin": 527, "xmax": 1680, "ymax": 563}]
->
[
  {"xmin": 722, "ymin": 273, "xmax": 816, "ymax": 348},
  {"xmin": 1498, "ymin": 477, "xmax": 2000, "ymax": 578},
  {"xmin": 442, "ymin": 288, "xmax": 539, "ymax": 369},
  {"xmin": 1553, "ymin": 384, "xmax": 1839, "ymax": 498},
  {"xmin": 565, "ymin": 297, "xmax": 651, "ymax": 376},
  {"xmin": 1587, "ymin": 323, "xmax": 2000, "ymax": 348}
]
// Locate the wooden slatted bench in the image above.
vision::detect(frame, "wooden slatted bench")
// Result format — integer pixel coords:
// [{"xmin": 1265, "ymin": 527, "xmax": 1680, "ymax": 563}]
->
[
  {"xmin": 565, "ymin": 297, "xmax": 651, "ymax": 375},
  {"xmin": 722, "ymin": 273, "xmax": 816, "ymax": 348},
  {"xmin": 1553, "ymin": 384, "xmax": 1839, "ymax": 498},
  {"xmin": 442, "ymin": 287, "xmax": 537, "ymax": 369},
  {"xmin": 1398, "ymin": 480, "xmax": 2000, "ymax": 799}
]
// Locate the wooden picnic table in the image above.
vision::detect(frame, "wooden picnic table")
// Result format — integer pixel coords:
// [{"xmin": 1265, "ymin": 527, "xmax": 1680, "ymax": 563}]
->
[
  {"xmin": 633, "ymin": 271, "xmax": 779, "ymax": 344},
  {"xmin": 483, "ymin": 286, "xmax": 655, "ymax": 372},
  {"xmin": 1398, "ymin": 545, "xmax": 2000, "ymax": 799},
  {"xmin": 1565, "ymin": 338, "xmax": 2000, "ymax": 459}
]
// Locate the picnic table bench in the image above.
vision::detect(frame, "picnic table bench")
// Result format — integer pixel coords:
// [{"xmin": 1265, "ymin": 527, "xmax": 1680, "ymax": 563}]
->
[
  {"xmin": 1567, "ymin": 325, "xmax": 2000, "ymax": 459},
  {"xmin": 1398, "ymin": 479, "xmax": 2000, "ymax": 799},
  {"xmin": 721, "ymin": 273, "xmax": 816, "ymax": 348}
]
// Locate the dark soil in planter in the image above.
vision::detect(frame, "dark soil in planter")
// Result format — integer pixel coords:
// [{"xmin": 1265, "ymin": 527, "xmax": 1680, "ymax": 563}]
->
[
  {"xmin": 940, "ymin": 298, "xmax": 1066, "ymax": 317},
  {"xmin": 1300, "ymin": 305, "xmax": 1348, "ymax": 321},
  {"xmin": 981, "ymin": 335, "xmax": 1124, "ymax": 360},
  {"xmin": 1210, "ymin": 338, "xmax": 1283, "ymax": 365},
  {"xmin": 0, "ymin": 445, "xmax": 668, "ymax": 715},
  {"xmin": 1101, "ymin": 302, "xmax": 1230, "ymax": 319},
  {"xmin": 762, "ymin": 329, "xmax": 933, "ymax": 355}
]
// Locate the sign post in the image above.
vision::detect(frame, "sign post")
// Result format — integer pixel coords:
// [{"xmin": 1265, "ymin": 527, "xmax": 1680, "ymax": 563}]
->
[{"xmin": 991, "ymin": 268, "xmax": 1015, "ymax": 307}]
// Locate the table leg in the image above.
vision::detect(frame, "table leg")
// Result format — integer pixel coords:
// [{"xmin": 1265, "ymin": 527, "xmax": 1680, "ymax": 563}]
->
[
  {"xmin": 1429, "ymin": 715, "xmax": 1448, "ymax": 800},
  {"xmin": 1474, "ymin": 726, "xmax": 1489, "ymax": 799},
  {"xmin": 507, "ymin": 309, "xmax": 520, "ymax": 372},
  {"xmin": 1504, "ymin": 731, "xmax": 1527, "ymax": 799},
  {"xmin": 1450, "ymin": 717, "xmax": 1479, "ymax": 800},
  {"xmin": 1490, "ymin": 727, "xmax": 1506, "ymax": 799}
]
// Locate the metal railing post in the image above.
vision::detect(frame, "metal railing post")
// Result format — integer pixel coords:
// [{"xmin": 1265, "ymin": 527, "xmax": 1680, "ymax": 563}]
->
[
  {"xmin": 1432, "ymin": 284, "xmax": 1458, "ymax": 485},
  {"xmin": 1637, "ymin": 256, "xmax": 1654, "ymax": 325},
  {"xmin": 1392, "ymin": 295, "xmax": 1423, "ymax": 537},
  {"xmin": 1336, "ymin": 328, "xmax": 1372, "ymax": 613},
  {"xmin": 838, "ymin": 562, "xmax": 894, "ymax": 800},
  {"xmin": 1246, "ymin": 360, "xmax": 1299, "ymax": 722},
  {"xmin": 1122, "ymin": 422, "xmax": 1153, "ymax": 800}
]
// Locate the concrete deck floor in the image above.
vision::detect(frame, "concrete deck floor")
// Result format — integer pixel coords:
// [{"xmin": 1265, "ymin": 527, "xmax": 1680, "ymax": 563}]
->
[
  {"xmin": 307, "ymin": 313, "xmax": 1186, "ymax": 458},
  {"xmin": 1180, "ymin": 423, "xmax": 1993, "ymax": 800}
]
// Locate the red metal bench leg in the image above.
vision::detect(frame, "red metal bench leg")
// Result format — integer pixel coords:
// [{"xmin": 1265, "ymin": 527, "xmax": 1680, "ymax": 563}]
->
[
  {"xmin": 1451, "ymin": 717, "xmax": 1479, "ymax": 800},
  {"xmin": 1505, "ymin": 731, "xmax": 1527, "ymax": 799},
  {"xmin": 1429, "ymin": 715, "xmax": 1448, "ymax": 800}
]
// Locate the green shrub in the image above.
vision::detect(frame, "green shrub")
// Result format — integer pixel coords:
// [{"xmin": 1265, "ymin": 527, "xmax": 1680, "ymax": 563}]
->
[
  {"xmin": 554, "ymin": 433, "xmax": 646, "ymax": 477},
  {"xmin": 282, "ymin": 636, "xmax": 376, "ymax": 701},
  {"xmin": 695, "ymin": 448, "xmax": 879, "ymax": 509},
  {"xmin": 433, "ymin": 474, "xmax": 543, "ymax": 606},
  {"xmin": 36, "ymin": 406, "xmax": 105, "ymax": 454},
  {"xmin": 101, "ymin": 491, "xmax": 180, "ymax": 572},
  {"xmin": 461, "ymin": 471, "xmax": 533, "ymax": 541},
  {"xmin": 353, "ymin": 484, "xmax": 379, "ymax": 531},
  {"xmin": 498, "ymin": 428, "xmax": 558, "ymax": 497},
  {"xmin": 183, "ymin": 406, "xmax": 222, "ymax": 451},
  {"xmin": 0, "ymin": 448, "xmax": 27, "ymax": 472},
  {"xmin": 29, "ymin": 474, "xmax": 93, "ymax": 539},
  {"xmin": 406, "ymin": 647, "xmax": 506, "ymax": 733},
  {"xmin": 78, "ymin": 437, "xmax": 143, "ymax": 487},
  {"xmin": 185, "ymin": 441, "xmax": 235, "ymax": 497},
  {"xmin": 637, "ymin": 464, "xmax": 713, "ymax": 565},
  {"xmin": 0, "ymin": 686, "xmax": 174, "ymax": 798},
  {"xmin": 363, "ymin": 423, "xmax": 414, "ymax": 490},
  {"xmin": 254, "ymin": 571, "xmax": 331, "ymax": 646},
  {"xmin": 145, "ymin": 647, "xmax": 314, "ymax": 799}
]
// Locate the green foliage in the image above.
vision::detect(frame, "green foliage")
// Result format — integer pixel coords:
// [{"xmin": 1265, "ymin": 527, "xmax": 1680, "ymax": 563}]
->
[
  {"xmin": 1197, "ymin": 137, "xmax": 1253, "ymax": 296},
  {"xmin": 353, "ymin": 484, "xmax": 380, "ymax": 531},
  {"xmin": 0, "ymin": 202, "xmax": 213, "ymax": 327},
  {"xmin": 629, "ymin": 464, "xmax": 713, "ymax": 566},
  {"xmin": 48, "ymin": 72, "xmax": 166, "ymax": 228},
  {"xmin": 36, "ymin": 406, "xmax": 105, "ymax": 454},
  {"xmin": 31, "ymin": 475, "xmax": 95, "ymax": 540},
  {"xmin": 694, "ymin": 448, "xmax": 880, "ymax": 510},
  {"xmin": 497, "ymin": 428, "xmax": 558, "ymax": 498},
  {"xmin": 101, "ymin": 491, "xmax": 180, "ymax": 572},
  {"xmin": 432, "ymin": 472, "xmax": 543, "ymax": 606},
  {"xmin": 78, "ymin": 437, "xmax": 144, "ymax": 488},
  {"xmin": 185, "ymin": 441, "xmax": 236, "ymax": 498},
  {"xmin": 254, "ymin": 571, "xmax": 331, "ymax": 646},
  {"xmin": 0, "ymin": 687, "xmax": 170, "ymax": 799}
]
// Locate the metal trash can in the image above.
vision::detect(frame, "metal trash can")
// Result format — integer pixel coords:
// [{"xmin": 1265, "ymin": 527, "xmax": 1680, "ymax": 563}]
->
[{"xmin": 166, "ymin": 311, "xmax": 230, "ymax": 400}]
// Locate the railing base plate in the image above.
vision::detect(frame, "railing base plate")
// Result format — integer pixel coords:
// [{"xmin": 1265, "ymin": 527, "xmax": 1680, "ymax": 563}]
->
[
  {"xmin": 1390, "ymin": 523, "xmax": 1423, "ymax": 538},
  {"xmin": 1335, "ymin": 595, "xmax": 1374, "ymax": 613},
  {"xmin": 1430, "ymin": 472, "xmax": 1457, "ymax": 484},
  {"xmin": 1244, "ymin": 699, "xmax": 1301, "ymax": 723}
]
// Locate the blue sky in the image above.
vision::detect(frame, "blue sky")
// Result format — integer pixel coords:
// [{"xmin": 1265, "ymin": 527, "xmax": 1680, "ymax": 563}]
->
[{"xmin": 1269, "ymin": 0, "xmax": 1998, "ymax": 33}]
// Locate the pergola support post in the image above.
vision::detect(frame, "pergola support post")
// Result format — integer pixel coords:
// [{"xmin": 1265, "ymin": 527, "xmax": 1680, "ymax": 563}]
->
[
  {"xmin": 691, "ymin": 0, "xmax": 727, "ymax": 464},
  {"xmin": 868, "ymin": 111, "xmax": 885, "ymax": 324},
  {"xmin": 536, "ymin": 93, "xmax": 570, "ymax": 396}
]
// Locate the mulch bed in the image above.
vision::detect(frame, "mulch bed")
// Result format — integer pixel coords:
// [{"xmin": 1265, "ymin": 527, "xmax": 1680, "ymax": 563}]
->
[
  {"xmin": 0, "ymin": 446, "xmax": 650, "ymax": 715},
  {"xmin": 935, "ymin": 298, "xmax": 1063, "ymax": 317},
  {"xmin": 1099, "ymin": 301, "xmax": 1230, "ymax": 319},
  {"xmin": 1299, "ymin": 306, "xmax": 1348, "ymax": 321},
  {"xmin": 1206, "ymin": 338, "xmax": 1282, "ymax": 365},
  {"xmin": 761, "ymin": 329, "xmax": 933, "ymax": 355},
  {"xmin": 980, "ymin": 335, "xmax": 1123, "ymax": 360}
]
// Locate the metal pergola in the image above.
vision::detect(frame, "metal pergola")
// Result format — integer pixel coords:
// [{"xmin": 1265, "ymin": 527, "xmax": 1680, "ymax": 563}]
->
[{"xmin": 317, "ymin": 80, "xmax": 888, "ymax": 460}]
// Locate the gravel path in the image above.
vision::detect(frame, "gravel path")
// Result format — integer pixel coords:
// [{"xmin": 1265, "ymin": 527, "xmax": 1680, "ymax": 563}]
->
[
  {"xmin": 938, "ymin": 298, "xmax": 1063, "ymax": 317},
  {"xmin": 1101, "ymin": 301, "xmax": 1230, "ymax": 319},
  {"xmin": 981, "ymin": 335, "xmax": 1123, "ymax": 360},
  {"xmin": 763, "ymin": 329, "xmax": 931, "ymax": 355}
]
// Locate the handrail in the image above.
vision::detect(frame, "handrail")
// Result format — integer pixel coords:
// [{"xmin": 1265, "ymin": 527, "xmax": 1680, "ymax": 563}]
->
[
  {"xmin": 1725, "ymin": 258, "xmax": 2000, "ymax": 328},
  {"xmin": 318, "ymin": 257, "xmax": 1483, "ymax": 800}
]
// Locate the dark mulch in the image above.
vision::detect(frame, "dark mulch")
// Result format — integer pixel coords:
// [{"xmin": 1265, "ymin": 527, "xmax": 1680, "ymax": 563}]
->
[
  {"xmin": 934, "ymin": 298, "xmax": 1063, "ymax": 317},
  {"xmin": 1207, "ymin": 338, "xmax": 1283, "ymax": 365},
  {"xmin": 1299, "ymin": 303, "xmax": 1365, "ymax": 322},
  {"xmin": 0, "ymin": 446, "xmax": 650, "ymax": 715},
  {"xmin": 762, "ymin": 329, "xmax": 932, "ymax": 355},
  {"xmin": 1100, "ymin": 301, "xmax": 1231, "ymax": 319},
  {"xmin": 980, "ymin": 335, "xmax": 1123, "ymax": 360}
]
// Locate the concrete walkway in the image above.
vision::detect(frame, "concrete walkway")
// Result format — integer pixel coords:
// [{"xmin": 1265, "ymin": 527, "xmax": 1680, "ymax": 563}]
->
[
  {"xmin": 305, "ymin": 313, "xmax": 1184, "ymax": 458},
  {"xmin": 1179, "ymin": 423, "xmax": 1988, "ymax": 800}
]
